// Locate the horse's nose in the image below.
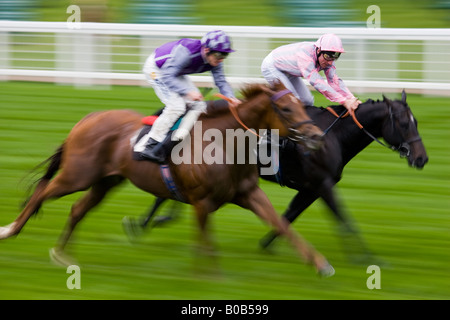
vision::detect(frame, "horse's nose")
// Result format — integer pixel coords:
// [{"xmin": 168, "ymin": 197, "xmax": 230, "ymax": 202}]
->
[{"xmin": 416, "ymin": 156, "xmax": 429, "ymax": 169}]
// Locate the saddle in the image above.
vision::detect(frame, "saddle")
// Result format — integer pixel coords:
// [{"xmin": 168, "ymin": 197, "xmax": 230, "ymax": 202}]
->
[
  {"xmin": 132, "ymin": 99, "xmax": 230, "ymax": 162},
  {"xmin": 131, "ymin": 99, "xmax": 230, "ymax": 203}
]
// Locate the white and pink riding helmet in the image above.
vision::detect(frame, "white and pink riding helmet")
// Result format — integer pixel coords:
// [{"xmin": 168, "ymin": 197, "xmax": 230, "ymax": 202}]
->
[{"xmin": 315, "ymin": 33, "xmax": 345, "ymax": 59}]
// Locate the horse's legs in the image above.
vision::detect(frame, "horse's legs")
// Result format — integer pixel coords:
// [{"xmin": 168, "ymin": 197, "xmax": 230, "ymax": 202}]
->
[
  {"xmin": 142, "ymin": 197, "xmax": 168, "ymax": 228},
  {"xmin": 318, "ymin": 183, "xmax": 373, "ymax": 262},
  {"xmin": 192, "ymin": 199, "xmax": 218, "ymax": 254},
  {"xmin": 291, "ymin": 180, "xmax": 373, "ymax": 261},
  {"xmin": 260, "ymin": 188, "xmax": 319, "ymax": 249},
  {"xmin": 236, "ymin": 187, "xmax": 333, "ymax": 276},
  {"xmin": 189, "ymin": 199, "xmax": 223, "ymax": 276},
  {"xmin": 0, "ymin": 179, "xmax": 48, "ymax": 239},
  {"xmin": 287, "ymin": 181, "xmax": 362, "ymax": 239},
  {"xmin": 0, "ymin": 172, "xmax": 94, "ymax": 239},
  {"xmin": 122, "ymin": 197, "xmax": 183, "ymax": 240},
  {"xmin": 261, "ymin": 181, "xmax": 373, "ymax": 263},
  {"xmin": 51, "ymin": 176, "xmax": 124, "ymax": 265}
]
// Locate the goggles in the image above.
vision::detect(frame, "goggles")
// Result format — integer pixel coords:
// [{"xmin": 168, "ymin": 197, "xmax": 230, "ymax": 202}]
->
[
  {"xmin": 211, "ymin": 51, "xmax": 229, "ymax": 60},
  {"xmin": 322, "ymin": 51, "xmax": 341, "ymax": 61}
]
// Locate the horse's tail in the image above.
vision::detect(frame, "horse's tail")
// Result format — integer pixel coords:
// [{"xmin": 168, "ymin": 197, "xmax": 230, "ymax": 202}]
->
[
  {"xmin": 22, "ymin": 143, "xmax": 64, "ymax": 215},
  {"xmin": 40, "ymin": 144, "xmax": 64, "ymax": 180}
]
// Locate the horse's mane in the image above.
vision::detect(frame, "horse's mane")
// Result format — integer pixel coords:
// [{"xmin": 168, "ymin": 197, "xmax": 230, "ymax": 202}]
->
[
  {"xmin": 203, "ymin": 84, "xmax": 268, "ymax": 118},
  {"xmin": 207, "ymin": 85, "xmax": 387, "ymax": 119},
  {"xmin": 305, "ymin": 99, "xmax": 382, "ymax": 141},
  {"xmin": 316, "ymin": 104, "xmax": 346, "ymax": 114},
  {"xmin": 314, "ymin": 98, "xmax": 379, "ymax": 115},
  {"xmin": 240, "ymin": 83, "xmax": 267, "ymax": 100}
]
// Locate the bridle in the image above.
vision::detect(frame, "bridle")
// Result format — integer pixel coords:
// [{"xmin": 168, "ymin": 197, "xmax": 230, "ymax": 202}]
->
[
  {"xmin": 215, "ymin": 89, "xmax": 315, "ymax": 140},
  {"xmin": 326, "ymin": 102, "xmax": 422, "ymax": 158},
  {"xmin": 385, "ymin": 104, "xmax": 423, "ymax": 158},
  {"xmin": 269, "ymin": 89, "xmax": 315, "ymax": 142}
]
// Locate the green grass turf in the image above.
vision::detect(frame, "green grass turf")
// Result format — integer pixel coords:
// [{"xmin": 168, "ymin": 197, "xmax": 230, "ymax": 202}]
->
[{"xmin": 0, "ymin": 81, "xmax": 449, "ymax": 300}]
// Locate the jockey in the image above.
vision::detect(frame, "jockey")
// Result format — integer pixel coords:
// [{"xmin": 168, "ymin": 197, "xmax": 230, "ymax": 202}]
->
[
  {"xmin": 136, "ymin": 30, "xmax": 241, "ymax": 163},
  {"xmin": 261, "ymin": 33, "xmax": 361, "ymax": 112}
]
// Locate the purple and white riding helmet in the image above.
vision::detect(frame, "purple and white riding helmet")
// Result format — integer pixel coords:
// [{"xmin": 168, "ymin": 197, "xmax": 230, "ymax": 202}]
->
[{"xmin": 201, "ymin": 30, "xmax": 235, "ymax": 53}]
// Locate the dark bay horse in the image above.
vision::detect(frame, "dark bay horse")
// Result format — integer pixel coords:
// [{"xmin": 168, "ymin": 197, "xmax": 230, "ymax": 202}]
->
[
  {"xmin": 128, "ymin": 91, "xmax": 428, "ymax": 261},
  {"xmin": 258, "ymin": 91, "xmax": 428, "ymax": 255},
  {"xmin": 0, "ymin": 82, "xmax": 336, "ymax": 276}
]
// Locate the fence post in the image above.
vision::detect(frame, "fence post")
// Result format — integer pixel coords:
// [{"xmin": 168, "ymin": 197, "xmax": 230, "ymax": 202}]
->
[
  {"xmin": 0, "ymin": 31, "xmax": 10, "ymax": 81},
  {"xmin": 55, "ymin": 32, "xmax": 72, "ymax": 84}
]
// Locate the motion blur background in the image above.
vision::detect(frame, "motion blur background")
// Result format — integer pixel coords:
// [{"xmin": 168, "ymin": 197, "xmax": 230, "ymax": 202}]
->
[
  {"xmin": 2, "ymin": 0, "xmax": 450, "ymax": 27},
  {"xmin": 0, "ymin": 0, "xmax": 449, "ymax": 300}
]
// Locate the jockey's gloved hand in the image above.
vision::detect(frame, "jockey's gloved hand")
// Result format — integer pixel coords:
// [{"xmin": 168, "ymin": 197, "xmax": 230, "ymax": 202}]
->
[
  {"xmin": 228, "ymin": 97, "xmax": 242, "ymax": 108},
  {"xmin": 343, "ymin": 97, "xmax": 361, "ymax": 112},
  {"xmin": 186, "ymin": 91, "xmax": 204, "ymax": 101}
]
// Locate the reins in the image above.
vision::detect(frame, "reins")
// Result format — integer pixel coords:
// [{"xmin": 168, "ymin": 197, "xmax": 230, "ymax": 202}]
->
[
  {"xmin": 214, "ymin": 93, "xmax": 261, "ymax": 137},
  {"xmin": 322, "ymin": 109, "xmax": 347, "ymax": 135},
  {"xmin": 325, "ymin": 106, "xmax": 390, "ymax": 149},
  {"xmin": 215, "ymin": 89, "xmax": 302, "ymax": 139}
]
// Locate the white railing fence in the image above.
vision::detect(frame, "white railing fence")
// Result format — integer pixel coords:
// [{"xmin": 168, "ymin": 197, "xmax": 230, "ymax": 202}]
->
[{"xmin": 1, "ymin": 21, "xmax": 450, "ymax": 95}]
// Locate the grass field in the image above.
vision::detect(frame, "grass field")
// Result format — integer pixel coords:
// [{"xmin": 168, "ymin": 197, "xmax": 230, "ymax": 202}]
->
[{"xmin": 0, "ymin": 81, "xmax": 449, "ymax": 300}]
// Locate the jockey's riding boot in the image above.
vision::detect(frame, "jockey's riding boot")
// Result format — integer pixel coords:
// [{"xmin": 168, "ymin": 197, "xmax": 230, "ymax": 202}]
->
[{"xmin": 140, "ymin": 138, "xmax": 166, "ymax": 163}]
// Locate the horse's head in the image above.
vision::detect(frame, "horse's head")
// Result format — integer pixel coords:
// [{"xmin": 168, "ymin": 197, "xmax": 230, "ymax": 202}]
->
[
  {"xmin": 260, "ymin": 82, "xmax": 324, "ymax": 150},
  {"xmin": 381, "ymin": 91, "xmax": 428, "ymax": 169}
]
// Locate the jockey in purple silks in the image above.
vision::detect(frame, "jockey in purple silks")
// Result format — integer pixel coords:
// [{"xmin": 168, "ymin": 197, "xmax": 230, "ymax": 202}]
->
[
  {"xmin": 136, "ymin": 30, "xmax": 241, "ymax": 163},
  {"xmin": 261, "ymin": 33, "xmax": 361, "ymax": 112}
]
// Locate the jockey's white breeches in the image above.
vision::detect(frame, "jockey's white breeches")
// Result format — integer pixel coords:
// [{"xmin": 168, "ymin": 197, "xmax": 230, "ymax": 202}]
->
[
  {"xmin": 261, "ymin": 52, "xmax": 315, "ymax": 106},
  {"xmin": 142, "ymin": 53, "xmax": 207, "ymax": 143}
]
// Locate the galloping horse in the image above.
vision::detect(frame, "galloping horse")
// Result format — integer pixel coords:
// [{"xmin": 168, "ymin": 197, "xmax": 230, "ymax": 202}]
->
[
  {"xmin": 128, "ymin": 91, "xmax": 428, "ymax": 261},
  {"xmin": 258, "ymin": 91, "xmax": 428, "ymax": 255},
  {"xmin": 0, "ymin": 82, "xmax": 336, "ymax": 276}
]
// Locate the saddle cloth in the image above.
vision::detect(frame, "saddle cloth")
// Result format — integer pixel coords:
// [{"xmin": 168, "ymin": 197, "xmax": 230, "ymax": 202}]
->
[
  {"xmin": 131, "ymin": 115, "xmax": 186, "ymax": 202},
  {"xmin": 131, "ymin": 115, "xmax": 182, "ymax": 161}
]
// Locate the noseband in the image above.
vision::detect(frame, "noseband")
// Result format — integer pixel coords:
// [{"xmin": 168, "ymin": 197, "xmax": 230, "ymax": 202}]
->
[{"xmin": 387, "ymin": 106, "xmax": 422, "ymax": 157}]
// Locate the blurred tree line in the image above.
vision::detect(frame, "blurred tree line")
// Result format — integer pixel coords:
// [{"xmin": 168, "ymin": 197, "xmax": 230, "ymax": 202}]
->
[{"xmin": 0, "ymin": 0, "xmax": 449, "ymax": 27}]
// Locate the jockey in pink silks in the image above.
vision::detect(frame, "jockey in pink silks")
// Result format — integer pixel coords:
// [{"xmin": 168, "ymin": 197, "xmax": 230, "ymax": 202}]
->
[{"xmin": 261, "ymin": 33, "xmax": 361, "ymax": 112}]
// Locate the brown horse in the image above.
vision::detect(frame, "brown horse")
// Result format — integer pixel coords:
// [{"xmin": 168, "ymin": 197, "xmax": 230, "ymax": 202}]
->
[{"xmin": 0, "ymin": 82, "xmax": 334, "ymax": 276}]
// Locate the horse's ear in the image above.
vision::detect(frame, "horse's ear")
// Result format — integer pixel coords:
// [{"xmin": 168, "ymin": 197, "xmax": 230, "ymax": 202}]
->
[
  {"xmin": 260, "ymin": 84, "xmax": 275, "ymax": 96},
  {"xmin": 401, "ymin": 90, "xmax": 407, "ymax": 103},
  {"xmin": 271, "ymin": 79, "xmax": 282, "ymax": 90}
]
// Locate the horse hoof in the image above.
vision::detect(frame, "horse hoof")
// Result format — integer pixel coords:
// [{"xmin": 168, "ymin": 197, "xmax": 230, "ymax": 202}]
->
[
  {"xmin": 259, "ymin": 238, "xmax": 271, "ymax": 250},
  {"xmin": 318, "ymin": 264, "xmax": 335, "ymax": 278},
  {"xmin": 259, "ymin": 232, "xmax": 278, "ymax": 250},
  {"xmin": 122, "ymin": 216, "xmax": 145, "ymax": 240},
  {"xmin": 49, "ymin": 248, "xmax": 78, "ymax": 267},
  {"xmin": 152, "ymin": 215, "xmax": 173, "ymax": 227},
  {"xmin": 0, "ymin": 223, "xmax": 16, "ymax": 240},
  {"xmin": 0, "ymin": 226, "xmax": 10, "ymax": 239}
]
